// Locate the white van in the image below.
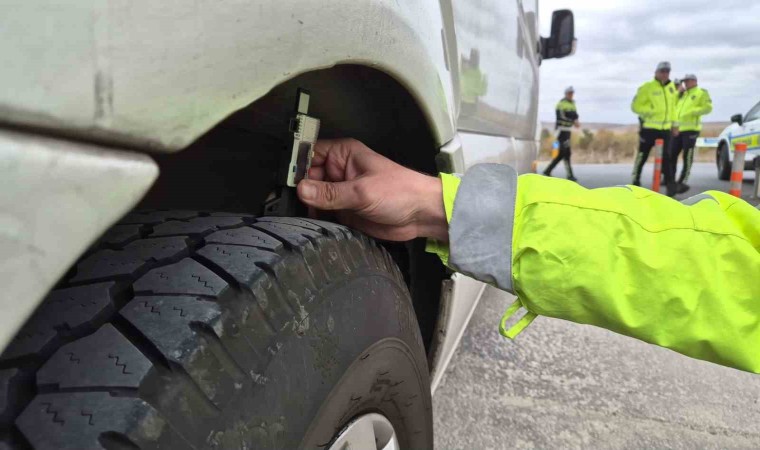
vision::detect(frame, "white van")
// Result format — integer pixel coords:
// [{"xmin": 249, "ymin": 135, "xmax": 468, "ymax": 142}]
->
[{"xmin": 0, "ymin": 2, "xmax": 574, "ymax": 448}]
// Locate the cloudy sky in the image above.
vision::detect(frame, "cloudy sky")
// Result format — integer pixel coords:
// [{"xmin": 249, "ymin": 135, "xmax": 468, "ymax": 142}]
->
[{"xmin": 538, "ymin": 0, "xmax": 760, "ymax": 124}]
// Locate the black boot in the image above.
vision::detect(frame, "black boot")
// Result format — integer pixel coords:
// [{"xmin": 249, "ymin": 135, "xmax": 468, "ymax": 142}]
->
[
  {"xmin": 666, "ymin": 182, "xmax": 677, "ymax": 197},
  {"xmin": 677, "ymin": 182, "xmax": 690, "ymax": 194}
]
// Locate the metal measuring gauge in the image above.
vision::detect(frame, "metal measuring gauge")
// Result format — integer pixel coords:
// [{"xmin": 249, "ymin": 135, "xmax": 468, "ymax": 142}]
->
[{"xmin": 286, "ymin": 89, "xmax": 320, "ymax": 187}]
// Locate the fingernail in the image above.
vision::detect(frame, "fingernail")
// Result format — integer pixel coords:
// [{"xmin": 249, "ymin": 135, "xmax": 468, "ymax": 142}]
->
[{"xmin": 300, "ymin": 181, "xmax": 316, "ymax": 200}]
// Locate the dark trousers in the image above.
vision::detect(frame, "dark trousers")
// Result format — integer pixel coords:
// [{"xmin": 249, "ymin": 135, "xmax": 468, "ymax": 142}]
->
[
  {"xmin": 670, "ymin": 131, "xmax": 699, "ymax": 183},
  {"xmin": 544, "ymin": 131, "xmax": 574, "ymax": 178},
  {"xmin": 632, "ymin": 128, "xmax": 671, "ymax": 184}
]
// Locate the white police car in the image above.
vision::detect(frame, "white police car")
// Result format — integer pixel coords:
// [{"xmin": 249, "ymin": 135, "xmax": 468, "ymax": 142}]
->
[{"xmin": 716, "ymin": 100, "xmax": 760, "ymax": 180}]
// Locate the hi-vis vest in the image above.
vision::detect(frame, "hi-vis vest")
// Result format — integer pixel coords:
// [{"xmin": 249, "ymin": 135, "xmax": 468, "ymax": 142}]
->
[
  {"xmin": 631, "ymin": 79, "xmax": 679, "ymax": 130},
  {"xmin": 555, "ymin": 98, "xmax": 578, "ymax": 131}
]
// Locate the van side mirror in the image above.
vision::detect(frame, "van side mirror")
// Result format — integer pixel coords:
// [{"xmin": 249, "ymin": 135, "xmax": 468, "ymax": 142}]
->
[
  {"xmin": 540, "ymin": 10, "xmax": 576, "ymax": 60},
  {"xmin": 731, "ymin": 114, "xmax": 743, "ymax": 125}
]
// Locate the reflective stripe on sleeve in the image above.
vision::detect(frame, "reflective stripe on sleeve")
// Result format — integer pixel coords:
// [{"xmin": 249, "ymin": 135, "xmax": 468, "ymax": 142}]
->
[{"xmin": 449, "ymin": 164, "xmax": 518, "ymax": 292}]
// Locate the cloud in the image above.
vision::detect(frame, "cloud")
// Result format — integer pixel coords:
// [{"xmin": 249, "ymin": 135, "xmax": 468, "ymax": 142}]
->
[{"xmin": 539, "ymin": 0, "xmax": 760, "ymax": 124}]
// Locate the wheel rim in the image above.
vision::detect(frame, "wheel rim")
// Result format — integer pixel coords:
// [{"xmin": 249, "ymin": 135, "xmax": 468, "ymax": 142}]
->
[{"xmin": 328, "ymin": 413, "xmax": 399, "ymax": 450}]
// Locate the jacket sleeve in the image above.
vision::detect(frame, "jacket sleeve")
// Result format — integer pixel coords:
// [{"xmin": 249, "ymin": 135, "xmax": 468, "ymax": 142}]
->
[
  {"xmin": 696, "ymin": 89, "xmax": 713, "ymax": 116},
  {"xmin": 631, "ymin": 84, "xmax": 650, "ymax": 117},
  {"xmin": 440, "ymin": 165, "xmax": 760, "ymax": 373},
  {"xmin": 681, "ymin": 90, "xmax": 714, "ymax": 121}
]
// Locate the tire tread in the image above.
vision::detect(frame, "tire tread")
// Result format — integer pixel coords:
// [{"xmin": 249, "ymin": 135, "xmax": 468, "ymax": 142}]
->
[{"xmin": 0, "ymin": 211, "xmax": 399, "ymax": 449}]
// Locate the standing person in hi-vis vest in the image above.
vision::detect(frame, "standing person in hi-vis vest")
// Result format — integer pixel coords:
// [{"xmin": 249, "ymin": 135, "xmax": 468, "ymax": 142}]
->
[
  {"xmin": 544, "ymin": 86, "xmax": 579, "ymax": 181},
  {"xmin": 631, "ymin": 61, "xmax": 680, "ymax": 195},
  {"xmin": 671, "ymin": 73, "xmax": 713, "ymax": 194}
]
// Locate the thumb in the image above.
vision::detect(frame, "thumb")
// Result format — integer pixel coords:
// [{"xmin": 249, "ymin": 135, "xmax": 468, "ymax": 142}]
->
[{"xmin": 297, "ymin": 179, "xmax": 361, "ymax": 210}]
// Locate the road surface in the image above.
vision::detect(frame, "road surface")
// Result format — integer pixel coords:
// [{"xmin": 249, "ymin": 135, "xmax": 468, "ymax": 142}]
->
[
  {"xmin": 538, "ymin": 161, "xmax": 758, "ymax": 205},
  {"xmin": 433, "ymin": 162, "xmax": 760, "ymax": 449}
]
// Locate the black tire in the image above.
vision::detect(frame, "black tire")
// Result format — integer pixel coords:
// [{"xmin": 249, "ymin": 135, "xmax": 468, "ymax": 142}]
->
[
  {"xmin": 0, "ymin": 212, "xmax": 432, "ymax": 449},
  {"xmin": 717, "ymin": 143, "xmax": 731, "ymax": 181}
]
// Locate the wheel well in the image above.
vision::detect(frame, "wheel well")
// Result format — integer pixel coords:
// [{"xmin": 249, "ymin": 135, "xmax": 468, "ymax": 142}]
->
[{"xmin": 136, "ymin": 64, "xmax": 446, "ymax": 353}]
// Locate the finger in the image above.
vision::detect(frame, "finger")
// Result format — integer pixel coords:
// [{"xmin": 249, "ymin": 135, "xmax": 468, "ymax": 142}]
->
[
  {"xmin": 311, "ymin": 139, "xmax": 351, "ymax": 182},
  {"xmin": 297, "ymin": 179, "xmax": 363, "ymax": 211},
  {"xmin": 311, "ymin": 138, "xmax": 356, "ymax": 166},
  {"xmin": 310, "ymin": 141, "xmax": 331, "ymax": 167},
  {"xmin": 308, "ymin": 165, "xmax": 325, "ymax": 181}
]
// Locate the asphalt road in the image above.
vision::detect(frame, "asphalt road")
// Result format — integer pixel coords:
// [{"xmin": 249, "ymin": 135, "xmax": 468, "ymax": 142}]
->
[
  {"xmin": 535, "ymin": 161, "xmax": 758, "ymax": 205},
  {"xmin": 433, "ymin": 162, "xmax": 760, "ymax": 449}
]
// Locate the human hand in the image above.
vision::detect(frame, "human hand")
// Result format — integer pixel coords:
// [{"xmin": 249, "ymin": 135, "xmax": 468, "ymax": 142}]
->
[
  {"xmin": 574, "ymin": 120, "xmax": 580, "ymax": 128},
  {"xmin": 296, "ymin": 138, "xmax": 448, "ymax": 242},
  {"xmin": 672, "ymin": 126, "xmax": 680, "ymax": 137}
]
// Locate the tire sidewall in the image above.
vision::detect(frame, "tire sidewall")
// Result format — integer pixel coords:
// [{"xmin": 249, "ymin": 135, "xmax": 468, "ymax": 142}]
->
[
  {"xmin": 718, "ymin": 144, "xmax": 731, "ymax": 180},
  {"xmin": 301, "ymin": 338, "xmax": 430, "ymax": 449},
  {"xmin": 247, "ymin": 254, "xmax": 432, "ymax": 449}
]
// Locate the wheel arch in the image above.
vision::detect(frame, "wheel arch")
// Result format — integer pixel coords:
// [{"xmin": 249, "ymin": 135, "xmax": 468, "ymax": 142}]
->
[
  {"xmin": 139, "ymin": 64, "xmax": 444, "ymax": 212},
  {"xmin": 137, "ymin": 64, "xmax": 448, "ymax": 357}
]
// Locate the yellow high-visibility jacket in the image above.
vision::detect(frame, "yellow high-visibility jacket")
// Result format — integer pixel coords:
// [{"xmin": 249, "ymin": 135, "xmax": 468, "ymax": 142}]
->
[
  {"xmin": 631, "ymin": 79, "xmax": 679, "ymax": 130},
  {"xmin": 676, "ymin": 86, "xmax": 713, "ymax": 132},
  {"xmin": 429, "ymin": 165, "xmax": 760, "ymax": 373}
]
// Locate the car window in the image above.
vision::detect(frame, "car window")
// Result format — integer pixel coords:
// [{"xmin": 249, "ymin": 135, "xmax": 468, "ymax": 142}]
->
[{"xmin": 744, "ymin": 101, "xmax": 760, "ymax": 123}]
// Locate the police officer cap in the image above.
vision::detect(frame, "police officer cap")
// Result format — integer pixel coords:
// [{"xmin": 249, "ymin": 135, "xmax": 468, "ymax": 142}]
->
[
  {"xmin": 656, "ymin": 61, "xmax": 671, "ymax": 71},
  {"xmin": 564, "ymin": 86, "xmax": 574, "ymax": 94},
  {"xmin": 682, "ymin": 73, "xmax": 697, "ymax": 81}
]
